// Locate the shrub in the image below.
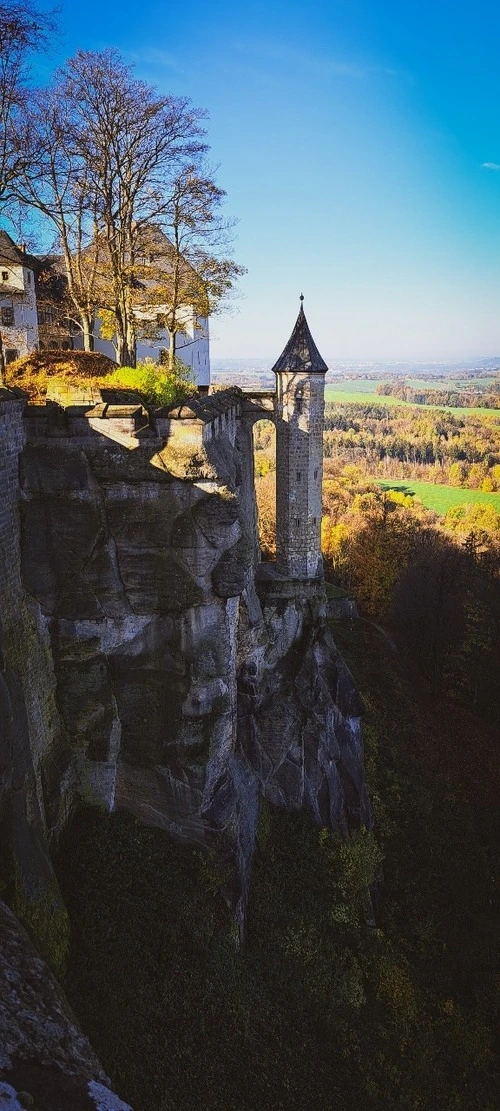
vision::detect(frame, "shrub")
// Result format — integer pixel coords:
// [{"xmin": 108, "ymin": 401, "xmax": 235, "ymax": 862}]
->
[{"xmin": 103, "ymin": 358, "xmax": 195, "ymax": 407}]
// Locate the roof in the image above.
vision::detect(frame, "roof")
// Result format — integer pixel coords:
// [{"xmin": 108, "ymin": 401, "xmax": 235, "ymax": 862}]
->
[
  {"xmin": 0, "ymin": 230, "xmax": 30, "ymax": 267},
  {"xmin": 271, "ymin": 300, "xmax": 328, "ymax": 375}
]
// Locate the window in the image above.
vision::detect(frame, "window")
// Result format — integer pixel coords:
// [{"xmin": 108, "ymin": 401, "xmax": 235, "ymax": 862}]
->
[
  {"xmin": 37, "ymin": 307, "xmax": 55, "ymax": 324},
  {"xmin": 1, "ymin": 271, "xmax": 8, "ymax": 282},
  {"xmin": 1, "ymin": 306, "xmax": 14, "ymax": 326},
  {"xmin": 295, "ymin": 517, "xmax": 300, "ymax": 528},
  {"xmin": 27, "ymin": 272, "xmax": 31, "ymax": 285},
  {"xmin": 5, "ymin": 349, "xmax": 18, "ymax": 364},
  {"xmin": 296, "ymin": 470, "xmax": 302, "ymax": 482},
  {"xmin": 295, "ymin": 386, "xmax": 304, "ymax": 414},
  {"xmin": 314, "ymin": 468, "xmax": 318, "ymax": 480}
]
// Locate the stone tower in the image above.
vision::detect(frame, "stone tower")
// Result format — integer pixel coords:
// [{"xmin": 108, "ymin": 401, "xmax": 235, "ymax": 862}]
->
[{"xmin": 273, "ymin": 297, "xmax": 328, "ymax": 579}]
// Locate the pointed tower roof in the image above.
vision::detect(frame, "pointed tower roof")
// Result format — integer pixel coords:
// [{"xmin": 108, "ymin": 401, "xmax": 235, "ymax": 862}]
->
[{"xmin": 271, "ymin": 296, "xmax": 328, "ymax": 375}]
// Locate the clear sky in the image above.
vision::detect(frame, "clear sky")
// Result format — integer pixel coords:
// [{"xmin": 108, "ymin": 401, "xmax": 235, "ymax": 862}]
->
[{"xmin": 28, "ymin": 1, "xmax": 500, "ymax": 359}]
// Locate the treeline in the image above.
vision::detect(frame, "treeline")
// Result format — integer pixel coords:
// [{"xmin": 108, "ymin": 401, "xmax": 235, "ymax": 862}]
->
[
  {"xmin": 0, "ymin": 1, "xmax": 243, "ymax": 372},
  {"xmin": 324, "ymin": 401, "xmax": 500, "ymax": 488},
  {"xmin": 376, "ymin": 380, "xmax": 500, "ymax": 408}
]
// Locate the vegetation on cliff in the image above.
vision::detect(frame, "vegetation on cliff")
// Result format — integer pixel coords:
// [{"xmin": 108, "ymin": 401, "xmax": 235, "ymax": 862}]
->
[{"xmin": 4, "ymin": 349, "xmax": 195, "ymax": 406}]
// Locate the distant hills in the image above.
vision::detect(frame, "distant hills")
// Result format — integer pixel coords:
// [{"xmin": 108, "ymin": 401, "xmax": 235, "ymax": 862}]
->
[{"xmin": 211, "ymin": 355, "xmax": 500, "ymax": 388}]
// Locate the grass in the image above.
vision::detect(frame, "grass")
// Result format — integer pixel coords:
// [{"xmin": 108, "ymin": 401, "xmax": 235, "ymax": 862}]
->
[
  {"xmin": 376, "ymin": 479, "xmax": 500, "ymax": 515},
  {"xmin": 324, "ymin": 382, "xmax": 500, "ymax": 416},
  {"xmin": 325, "ymin": 384, "xmax": 405, "ymax": 405}
]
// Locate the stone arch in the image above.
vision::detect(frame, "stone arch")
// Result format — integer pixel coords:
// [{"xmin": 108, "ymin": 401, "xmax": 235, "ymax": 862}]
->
[
  {"xmin": 251, "ymin": 416, "xmax": 276, "ymax": 561},
  {"xmin": 240, "ymin": 394, "xmax": 278, "ymax": 563}
]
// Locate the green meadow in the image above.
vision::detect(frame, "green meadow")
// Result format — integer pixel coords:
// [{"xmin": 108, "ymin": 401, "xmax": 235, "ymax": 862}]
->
[
  {"xmin": 325, "ymin": 381, "xmax": 500, "ymax": 416},
  {"xmin": 325, "ymin": 385, "xmax": 405, "ymax": 405},
  {"xmin": 376, "ymin": 479, "xmax": 500, "ymax": 516}
]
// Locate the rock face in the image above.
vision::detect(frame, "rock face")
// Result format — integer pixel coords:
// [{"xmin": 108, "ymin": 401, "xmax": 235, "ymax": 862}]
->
[
  {"xmin": 12, "ymin": 390, "xmax": 371, "ymax": 934},
  {"xmin": 0, "ymin": 385, "xmax": 371, "ymax": 1101},
  {"xmin": 0, "ymin": 897, "xmax": 132, "ymax": 1111}
]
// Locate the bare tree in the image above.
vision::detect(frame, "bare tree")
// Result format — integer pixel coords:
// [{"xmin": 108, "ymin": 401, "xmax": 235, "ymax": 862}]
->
[
  {"xmin": 138, "ymin": 168, "xmax": 245, "ymax": 371},
  {"xmin": 55, "ymin": 50, "xmax": 209, "ymax": 365},
  {"xmin": 0, "ymin": 0, "xmax": 53, "ymax": 206},
  {"xmin": 14, "ymin": 89, "xmax": 103, "ymax": 350},
  {"xmin": 114, "ymin": 171, "xmax": 245, "ymax": 372},
  {"xmin": 0, "ymin": 0, "xmax": 53, "ymax": 381}
]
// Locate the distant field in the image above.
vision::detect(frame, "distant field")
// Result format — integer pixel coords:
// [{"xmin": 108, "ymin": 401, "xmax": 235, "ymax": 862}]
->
[
  {"xmin": 405, "ymin": 376, "xmax": 498, "ymax": 390},
  {"xmin": 376, "ymin": 479, "xmax": 500, "ymax": 516},
  {"xmin": 325, "ymin": 386, "xmax": 405, "ymax": 405},
  {"xmin": 324, "ymin": 383, "xmax": 500, "ymax": 417},
  {"xmin": 326, "ymin": 376, "xmax": 499, "ymax": 392}
]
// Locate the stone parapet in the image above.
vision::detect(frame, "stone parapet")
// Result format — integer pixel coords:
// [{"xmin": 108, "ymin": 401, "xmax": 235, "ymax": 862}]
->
[{"xmin": 255, "ymin": 561, "xmax": 326, "ymax": 606}]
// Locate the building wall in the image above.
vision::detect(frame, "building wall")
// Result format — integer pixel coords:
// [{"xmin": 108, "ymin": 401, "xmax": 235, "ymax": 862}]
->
[
  {"xmin": 74, "ymin": 313, "xmax": 211, "ymax": 387},
  {"xmin": 0, "ymin": 265, "xmax": 39, "ymax": 359}
]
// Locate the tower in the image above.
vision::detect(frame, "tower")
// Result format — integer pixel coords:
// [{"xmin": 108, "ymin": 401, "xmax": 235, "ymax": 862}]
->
[{"xmin": 272, "ymin": 296, "xmax": 328, "ymax": 579}]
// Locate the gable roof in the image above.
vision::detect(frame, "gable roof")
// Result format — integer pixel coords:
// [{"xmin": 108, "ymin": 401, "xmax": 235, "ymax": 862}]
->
[
  {"xmin": 0, "ymin": 229, "xmax": 29, "ymax": 267},
  {"xmin": 271, "ymin": 300, "xmax": 328, "ymax": 375}
]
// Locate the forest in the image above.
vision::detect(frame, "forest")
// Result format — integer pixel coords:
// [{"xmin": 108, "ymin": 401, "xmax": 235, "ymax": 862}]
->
[{"xmin": 376, "ymin": 378, "xmax": 500, "ymax": 409}]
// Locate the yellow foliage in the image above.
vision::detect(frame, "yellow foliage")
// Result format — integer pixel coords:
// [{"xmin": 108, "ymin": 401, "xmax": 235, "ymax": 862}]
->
[{"xmin": 321, "ymin": 518, "xmax": 349, "ymax": 566}]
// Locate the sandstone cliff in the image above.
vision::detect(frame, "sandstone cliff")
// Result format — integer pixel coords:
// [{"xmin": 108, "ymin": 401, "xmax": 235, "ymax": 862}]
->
[{"xmin": 0, "ymin": 385, "xmax": 370, "ymax": 1103}]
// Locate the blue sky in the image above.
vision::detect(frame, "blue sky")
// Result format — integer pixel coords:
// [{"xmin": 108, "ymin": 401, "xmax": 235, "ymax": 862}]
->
[{"xmin": 30, "ymin": 1, "xmax": 500, "ymax": 359}]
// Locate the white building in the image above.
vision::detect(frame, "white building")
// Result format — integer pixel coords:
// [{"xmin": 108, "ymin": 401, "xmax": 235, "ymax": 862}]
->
[
  {"xmin": 0, "ymin": 231, "xmax": 39, "ymax": 363},
  {"xmin": 86, "ymin": 305, "xmax": 210, "ymax": 387},
  {"xmin": 0, "ymin": 229, "xmax": 210, "ymax": 387}
]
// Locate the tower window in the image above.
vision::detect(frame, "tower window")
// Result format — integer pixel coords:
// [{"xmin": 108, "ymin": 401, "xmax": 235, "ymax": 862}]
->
[
  {"xmin": 295, "ymin": 386, "xmax": 304, "ymax": 414},
  {"xmin": 295, "ymin": 517, "xmax": 300, "ymax": 528},
  {"xmin": 296, "ymin": 470, "xmax": 301, "ymax": 482},
  {"xmin": 1, "ymin": 271, "xmax": 8, "ymax": 281},
  {"xmin": 314, "ymin": 468, "xmax": 318, "ymax": 480}
]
